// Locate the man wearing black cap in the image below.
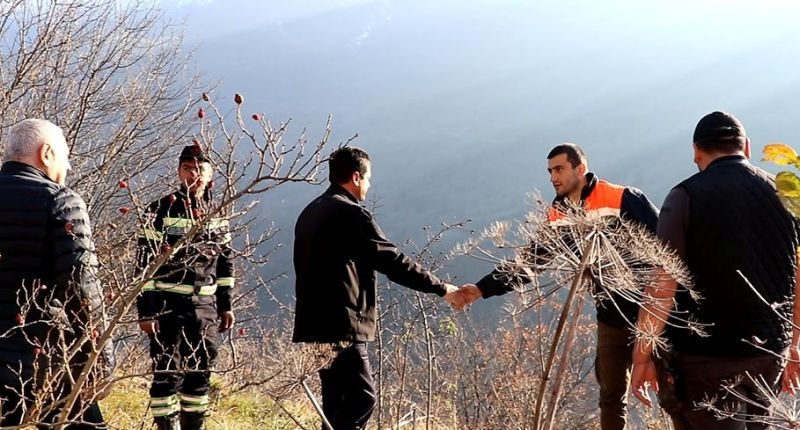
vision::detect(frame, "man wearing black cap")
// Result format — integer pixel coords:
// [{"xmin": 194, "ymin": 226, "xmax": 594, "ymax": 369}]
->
[
  {"xmin": 136, "ymin": 144, "xmax": 236, "ymax": 430},
  {"xmin": 631, "ymin": 112, "xmax": 800, "ymax": 429}
]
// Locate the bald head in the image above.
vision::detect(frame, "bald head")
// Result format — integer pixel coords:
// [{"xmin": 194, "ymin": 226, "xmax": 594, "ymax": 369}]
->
[{"xmin": 4, "ymin": 119, "xmax": 70, "ymax": 185}]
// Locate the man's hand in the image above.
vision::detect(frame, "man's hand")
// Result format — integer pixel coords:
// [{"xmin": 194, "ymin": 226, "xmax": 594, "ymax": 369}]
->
[
  {"xmin": 219, "ymin": 311, "xmax": 235, "ymax": 332},
  {"xmin": 631, "ymin": 357, "xmax": 659, "ymax": 407},
  {"xmin": 138, "ymin": 319, "xmax": 158, "ymax": 335},
  {"xmin": 443, "ymin": 284, "xmax": 483, "ymax": 311},
  {"xmin": 783, "ymin": 347, "xmax": 800, "ymax": 394}
]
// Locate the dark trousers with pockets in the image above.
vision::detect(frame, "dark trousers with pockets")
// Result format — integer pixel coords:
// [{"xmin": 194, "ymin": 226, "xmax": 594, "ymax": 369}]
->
[
  {"xmin": 595, "ymin": 321, "xmax": 634, "ymax": 430},
  {"xmin": 319, "ymin": 342, "xmax": 377, "ymax": 430},
  {"xmin": 149, "ymin": 299, "xmax": 219, "ymax": 417}
]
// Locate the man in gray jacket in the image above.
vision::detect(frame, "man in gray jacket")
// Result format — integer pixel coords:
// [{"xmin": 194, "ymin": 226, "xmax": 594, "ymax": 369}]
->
[{"xmin": 0, "ymin": 119, "xmax": 112, "ymax": 428}]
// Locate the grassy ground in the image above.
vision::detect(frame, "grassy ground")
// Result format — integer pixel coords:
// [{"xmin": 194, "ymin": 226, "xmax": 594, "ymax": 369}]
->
[{"xmin": 100, "ymin": 378, "xmax": 318, "ymax": 430}]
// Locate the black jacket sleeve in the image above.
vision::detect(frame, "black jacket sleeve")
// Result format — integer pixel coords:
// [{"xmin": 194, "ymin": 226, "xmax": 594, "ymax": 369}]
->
[
  {"xmin": 476, "ymin": 243, "xmax": 550, "ymax": 298},
  {"xmin": 50, "ymin": 187, "xmax": 114, "ymax": 376},
  {"xmin": 620, "ymin": 187, "xmax": 659, "ymax": 233},
  {"xmin": 356, "ymin": 207, "xmax": 448, "ymax": 296},
  {"xmin": 215, "ymin": 228, "xmax": 235, "ymax": 314},
  {"xmin": 135, "ymin": 201, "xmax": 162, "ymax": 319}
]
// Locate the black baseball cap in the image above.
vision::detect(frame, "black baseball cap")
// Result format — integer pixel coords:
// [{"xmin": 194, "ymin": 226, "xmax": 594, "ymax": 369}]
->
[
  {"xmin": 693, "ymin": 111, "xmax": 747, "ymax": 144},
  {"xmin": 179, "ymin": 144, "xmax": 210, "ymax": 163}
]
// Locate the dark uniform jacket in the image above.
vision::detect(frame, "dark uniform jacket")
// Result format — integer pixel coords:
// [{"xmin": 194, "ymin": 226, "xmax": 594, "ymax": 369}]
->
[
  {"xmin": 136, "ymin": 187, "xmax": 235, "ymax": 319},
  {"xmin": 293, "ymin": 184, "xmax": 448, "ymax": 343},
  {"xmin": 0, "ymin": 161, "xmax": 112, "ymax": 384},
  {"xmin": 476, "ymin": 173, "xmax": 659, "ymax": 328}
]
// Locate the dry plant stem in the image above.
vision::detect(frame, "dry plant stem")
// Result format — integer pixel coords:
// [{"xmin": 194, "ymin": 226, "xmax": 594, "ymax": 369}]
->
[
  {"xmin": 415, "ymin": 292, "xmax": 435, "ymax": 430},
  {"xmin": 376, "ymin": 302, "xmax": 385, "ymax": 430},
  {"xmin": 543, "ymin": 294, "xmax": 586, "ymax": 430},
  {"xmin": 301, "ymin": 377, "xmax": 334, "ymax": 430},
  {"xmin": 532, "ymin": 235, "xmax": 595, "ymax": 430}
]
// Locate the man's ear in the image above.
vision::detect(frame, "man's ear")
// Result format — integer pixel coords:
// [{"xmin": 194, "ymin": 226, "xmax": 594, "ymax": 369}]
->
[
  {"xmin": 577, "ymin": 163, "xmax": 587, "ymax": 176},
  {"xmin": 351, "ymin": 170, "xmax": 362, "ymax": 186},
  {"xmin": 39, "ymin": 143, "xmax": 52, "ymax": 168},
  {"xmin": 744, "ymin": 138, "xmax": 751, "ymax": 159},
  {"xmin": 692, "ymin": 143, "xmax": 701, "ymax": 165}
]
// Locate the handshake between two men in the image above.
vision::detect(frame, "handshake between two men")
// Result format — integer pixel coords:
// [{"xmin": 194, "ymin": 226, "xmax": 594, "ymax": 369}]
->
[{"xmin": 442, "ymin": 284, "xmax": 483, "ymax": 310}]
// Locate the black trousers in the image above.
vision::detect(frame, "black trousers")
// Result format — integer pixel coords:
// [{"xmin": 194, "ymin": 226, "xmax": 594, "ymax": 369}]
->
[
  {"xmin": 149, "ymin": 301, "xmax": 219, "ymax": 417},
  {"xmin": 663, "ymin": 353, "xmax": 783, "ymax": 430},
  {"xmin": 595, "ymin": 322, "xmax": 634, "ymax": 430},
  {"xmin": 319, "ymin": 342, "xmax": 377, "ymax": 430}
]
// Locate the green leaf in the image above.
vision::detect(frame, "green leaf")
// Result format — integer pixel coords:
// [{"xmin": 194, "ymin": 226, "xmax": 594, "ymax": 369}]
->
[{"xmin": 776, "ymin": 171, "xmax": 800, "ymax": 198}]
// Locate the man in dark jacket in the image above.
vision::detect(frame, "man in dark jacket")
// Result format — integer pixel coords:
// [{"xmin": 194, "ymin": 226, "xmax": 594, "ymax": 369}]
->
[
  {"xmin": 136, "ymin": 145, "xmax": 235, "ymax": 430},
  {"xmin": 459, "ymin": 143, "xmax": 659, "ymax": 430},
  {"xmin": 293, "ymin": 146, "xmax": 465, "ymax": 430},
  {"xmin": 631, "ymin": 112, "xmax": 800, "ymax": 429},
  {"xmin": 0, "ymin": 119, "xmax": 111, "ymax": 428}
]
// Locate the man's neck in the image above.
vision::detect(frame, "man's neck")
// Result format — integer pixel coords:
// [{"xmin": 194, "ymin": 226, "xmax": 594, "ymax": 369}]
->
[
  {"xmin": 699, "ymin": 151, "xmax": 745, "ymax": 171},
  {"xmin": 567, "ymin": 176, "xmax": 589, "ymax": 202},
  {"xmin": 566, "ymin": 190, "xmax": 582, "ymax": 203}
]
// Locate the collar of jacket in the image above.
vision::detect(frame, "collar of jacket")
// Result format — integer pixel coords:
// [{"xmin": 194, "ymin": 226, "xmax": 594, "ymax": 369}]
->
[
  {"xmin": 326, "ymin": 182, "xmax": 359, "ymax": 204},
  {"xmin": 551, "ymin": 172, "xmax": 598, "ymax": 207},
  {"xmin": 704, "ymin": 154, "xmax": 747, "ymax": 171},
  {"xmin": 0, "ymin": 161, "xmax": 53, "ymax": 182}
]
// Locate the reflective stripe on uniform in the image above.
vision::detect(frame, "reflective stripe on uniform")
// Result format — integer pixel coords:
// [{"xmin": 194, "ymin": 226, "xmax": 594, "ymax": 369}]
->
[
  {"xmin": 163, "ymin": 217, "xmax": 193, "ymax": 229},
  {"xmin": 179, "ymin": 393, "xmax": 209, "ymax": 405},
  {"xmin": 181, "ymin": 405, "xmax": 208, "ymax": 413},
  {"xmin": 163, "ymin": 217, "xmax": 230, "ymax": 230},
  {"xmin": 180, "ymin": 393, "xmax": 209, "ymax": 412},
  {"xmin": 152, "ymin": 282, "xmax": 217, "ymax": 296},
  {"xmin": 142, "ymin": 280, "xmax": 156, "ymax": 291},
  {"xmin": 207, "ymin": 219, "xmax": 230, "ymax": 230},
  {"xmin": 150, "ymin": 395, "xmax": 179, "ymax": 417},
  {"xmin": 138, "ymin": 228, "xmax": 164, "ymax": 241},
  {"xmin": 217, "ymin": 277, "xmax": 235, "ymax": 288}
]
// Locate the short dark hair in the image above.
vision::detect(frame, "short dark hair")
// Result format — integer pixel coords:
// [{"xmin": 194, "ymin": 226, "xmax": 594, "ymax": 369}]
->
[
  {"xmin": 329, "ymin": 146, "xmax": 370, "ymax": 184},
  {"xmin": 547, "ymin": 143, "xmax": 587, "ymax": 168},
  {"xmin": 693, "ymin": 111, "xmax": 747, "ymax": 153}
]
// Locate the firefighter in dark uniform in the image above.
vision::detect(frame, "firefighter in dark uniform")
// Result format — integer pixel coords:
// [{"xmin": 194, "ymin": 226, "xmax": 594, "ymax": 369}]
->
[{"xmin": 136, "ymin": 145, "xmax": 236, "ymax": 430}]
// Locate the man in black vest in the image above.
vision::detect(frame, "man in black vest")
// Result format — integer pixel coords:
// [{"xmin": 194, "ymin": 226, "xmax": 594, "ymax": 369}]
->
[
  {"xmin": 293, "ymin": 146, "xmax": 467, "ymax": 430},
  {"xmin": 631, "ymin": 111, "xmax": 800, "ymax": 429}
]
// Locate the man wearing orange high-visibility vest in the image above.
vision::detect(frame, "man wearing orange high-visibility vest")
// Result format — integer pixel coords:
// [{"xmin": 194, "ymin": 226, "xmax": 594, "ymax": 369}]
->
[{"xmin": 467, "ymin": 143, "xmax": 659, "ymax": 430}]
